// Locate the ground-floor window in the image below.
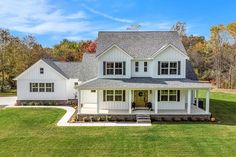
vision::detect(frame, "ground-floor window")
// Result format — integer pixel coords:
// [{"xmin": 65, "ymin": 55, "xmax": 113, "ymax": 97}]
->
[
  {"xmin": 103, "ymin": 90, "xmax": 125, "ymax": 102},
  {"xmin": 158, "ymin": 90, "xmax": 180, "ymax": 102},
  {"xmin": 30, "ymin": 83, "xmax": 54, "ymax": 92}
]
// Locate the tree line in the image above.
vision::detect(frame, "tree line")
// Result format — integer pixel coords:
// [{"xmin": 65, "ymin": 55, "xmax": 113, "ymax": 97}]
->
[
  {"xmin": 171, "ymin": 21, "xmax": 236, "ymax": 89},
  {"xmin": 0, "ymin": 21, "xmax": 236, "ymax": 92}
]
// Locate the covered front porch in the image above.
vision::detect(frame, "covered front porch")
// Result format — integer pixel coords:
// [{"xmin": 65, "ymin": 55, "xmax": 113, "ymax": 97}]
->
[{"xmin": 77, "ymin": 78, "xmax": 211, "ymax": 116}]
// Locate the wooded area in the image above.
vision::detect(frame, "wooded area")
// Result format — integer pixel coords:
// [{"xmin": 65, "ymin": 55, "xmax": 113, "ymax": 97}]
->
[{"xmin": 0, "ymin": 21, "xmax": 236, "ymax": 92}]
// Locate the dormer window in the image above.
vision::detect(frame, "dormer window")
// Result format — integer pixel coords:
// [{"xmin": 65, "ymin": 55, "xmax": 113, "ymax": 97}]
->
[
  {"xmin": 103, "ymin": 61, "xmax": 126, "ymax": 75},
  {"xmin": 160, "ymin": 61, "xmax": 179, "ymax": 75},
  {"xmin": 40, "ymin": 68, "xmax": 44, "ymax": 74}
]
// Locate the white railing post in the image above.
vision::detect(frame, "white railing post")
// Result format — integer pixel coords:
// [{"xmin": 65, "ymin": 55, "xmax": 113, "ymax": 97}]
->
[
  {"xmin": 154, "ymin": 90, "xmax": 158, "ymax": 114},
  {"xmin": 187, "ymin": 89, "xmax": 191, "ymax": 114},
  {"xmin": 78, "ymin": 90, "xmax": 81, "ymax": 114},
  {"xmin": 129, "ymin": 90, "xmax": 132, "ymax": 114},
  {"xmin": 97, "ymin": 90, "xmax": 100, "ymax": 114},
  {"xmin": 196, "ymin": 90, "xmax": 199, "ymax": 108},
  {"xmin": 205, "ymin": 89, "xmax": 210, "ymax": 113}
]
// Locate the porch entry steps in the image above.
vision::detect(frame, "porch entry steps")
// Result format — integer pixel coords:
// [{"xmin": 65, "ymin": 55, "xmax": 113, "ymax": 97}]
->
[{"xmin": 136, "ymin": 114, "xmax": 151, "ymax": 123}]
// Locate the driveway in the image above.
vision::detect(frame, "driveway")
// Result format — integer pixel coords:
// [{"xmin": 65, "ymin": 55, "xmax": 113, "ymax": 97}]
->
[{"xmin": 0, "ymin": 97, "xmax": 17, "ymax": 106}]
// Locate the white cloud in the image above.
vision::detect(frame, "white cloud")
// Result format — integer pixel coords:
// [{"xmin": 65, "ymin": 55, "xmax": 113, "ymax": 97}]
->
[
  {"xmin": 83, "ymin": 5, "xmax": 133, "ymax": 23},
  {"xmin": 0, "ymin": 0, "xmax": 88, "ymax": 34}
]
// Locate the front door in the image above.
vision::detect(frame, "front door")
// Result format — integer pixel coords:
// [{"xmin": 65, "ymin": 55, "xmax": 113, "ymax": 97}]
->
[{"xmin": 134, "ymin": 90, "xmax": 148, "ymax": 107}]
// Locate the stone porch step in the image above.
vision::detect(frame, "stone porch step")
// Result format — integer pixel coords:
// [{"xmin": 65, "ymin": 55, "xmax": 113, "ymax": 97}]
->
[{"xmin": 136, "ymin": 114, "xmax": 151, "ymax": 123}]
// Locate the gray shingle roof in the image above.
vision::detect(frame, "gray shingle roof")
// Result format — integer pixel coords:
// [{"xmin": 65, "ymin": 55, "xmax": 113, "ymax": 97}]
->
[
  {"xmin": 78, "ymin": 78, "xmax": 210, "ymax": 90},
  {"xmin": 96, "ymin": 31, "xmax": 187, "ymax": 58},
  {"xmin": 42, "ymin": 53, "xmax": 98, "ymax": 81}
]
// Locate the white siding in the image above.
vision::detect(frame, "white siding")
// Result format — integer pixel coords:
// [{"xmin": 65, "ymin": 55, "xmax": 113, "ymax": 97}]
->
[
  {"xmin": 99, "ymin": 90, "xmax": 129, "ymax": 110},
  {"xmin": 66, "ymin": 79, "xmax": 81, "ymax": 99},
  {"xmin": 17, "ymin": 60, "xmax": 68, "ymax": 100},
  {"xmin": 81, "ymin": 90, "xmax": 97, "ymax": 104},
  {"xmin": 152, "ymin": 46, "xmax": 187, "ymax": 78},
  {"xmin": 131, "ymin": 60, "xmax": 152, "ymax": 77},
  {"xmin": 98, "ymin": 46, "xmax": 132, "ymax": 78}
]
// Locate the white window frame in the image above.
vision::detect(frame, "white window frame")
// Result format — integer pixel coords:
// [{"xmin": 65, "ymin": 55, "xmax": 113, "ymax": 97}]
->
[
  {"xmin": 46, "ymin": 83, "xmax": 54, "ymax": 92},
  {"xmin": 144, "ymin": 62, "xmax": 148, "ymax": 72},
  {"xmin": 115, "ymin": 62, "xmax": 123, "ymax": 75},
  {"xmin": 39, "ymin": 83, "xmax": 45, "ymax": 92},
  {"xmin": 160, "ymin": 61, "xmax": 178, "ymax": 75},
  {"xmin": 40, "ymin": 68, "xmax": 44, "ymax": 74},
  {"xmin": 135, "ymin": 62, "xmax": 139, "ymax": 72},
  {"xmin": 32, "ymin": 83, "xmax": 38, "ymax": 92},
  {"xmin": 106, "ymin": 62, "xmax": 123, "ymax": 75},
  {"xmin": 160, "ymin": 90, "xmax": 178, "ymax": 102},
  {"xmin": 105, "ymin": 90, "xmax": 124, "ymax": 102}
]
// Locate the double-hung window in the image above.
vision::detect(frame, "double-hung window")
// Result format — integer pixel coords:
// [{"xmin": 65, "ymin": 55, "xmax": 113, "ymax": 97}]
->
[
  {"xmin": 31, "ymin": 83, "xmax": 38, "ymax": 92},
  {"xmin": 161, "ymin": 62, "xmax": 169, "ymax": 74},
  {"xmin": 103, "ymin": 90, "xmax": 125, "ymax": 102},
  {"xmin": 115, "ymin": 62, "xmax": 122, "ymax": 75},
  {"xmin": 46, "ymin": 83, "xmax": 54, "ymax": 92},
  {"xmin": 106, "ymin": 62, "xmax": 123, "ymax": 75},
  {"xmin": 159, "ymin": 90, "xmax": 179, "ymax": 102},
  {"xmin": 106, "ymin": 62, "xmax": 114, "ymax": 75},
  {"xmin": 40, "ymin": 68, "xmax": 44, "ymax": 74},
  {"xmin": 160, "ymin": 61, "xmax": 178, "ymax": 75},
  {"xmin": 39, "ymin": 83, "xmax": 45, "ymax": 92}
]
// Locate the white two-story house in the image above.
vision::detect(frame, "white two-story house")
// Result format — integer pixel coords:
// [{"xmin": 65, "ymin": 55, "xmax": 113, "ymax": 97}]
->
[{"xmin": 14, "ymin": 31, "xmax": 211, "ymax": 119}]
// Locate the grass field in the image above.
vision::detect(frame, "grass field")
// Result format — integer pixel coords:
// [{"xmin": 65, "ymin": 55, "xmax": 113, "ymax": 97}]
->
[{"xmin": 0, "ymin": 92, "xmax": 236, "ymax": 157}]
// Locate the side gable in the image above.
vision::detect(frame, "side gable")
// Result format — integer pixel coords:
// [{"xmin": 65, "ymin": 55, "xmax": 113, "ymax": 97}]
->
[
  {"xmin": 14, "ymin": 59, "xmax": 68, "ymax": 80},
  {"xmin": 97, "ymin": 44, "xmax": 133, "ymax": 59},
  {"xmin": 151, "ymin": 44, "xmax": 189, "ymax": 59}
]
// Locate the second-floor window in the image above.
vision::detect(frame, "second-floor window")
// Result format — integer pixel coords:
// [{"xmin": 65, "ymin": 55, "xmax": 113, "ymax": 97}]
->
[
  {"xmin": 103, "ymin": 61, "xmax": 126, "ymax": 75},
  {"xmin": 135, "ymin": 62, "xmax": 139, "ymax": 72},
  {"xmin": 144, "ymin": 62, "xmax": 148, "ymax": 72},
  {"xmin": 159, "ymin": 61, "xmax": 180, "ymax": 75}
]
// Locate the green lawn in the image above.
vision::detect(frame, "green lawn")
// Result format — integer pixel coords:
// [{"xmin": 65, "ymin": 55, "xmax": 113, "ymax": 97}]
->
[
  {"xmin": 0, "ymin": 92, "xmax": 236, "ymax": 157},
  {"xmin": 0, "ymin": 89, "xmax": 16, "ymax": 97}
]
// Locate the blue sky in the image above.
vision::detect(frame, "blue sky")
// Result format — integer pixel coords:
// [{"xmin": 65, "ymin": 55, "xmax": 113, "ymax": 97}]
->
[{"xmin": 0, "ymin": 0, "xmax": 235, "ymax": 47}]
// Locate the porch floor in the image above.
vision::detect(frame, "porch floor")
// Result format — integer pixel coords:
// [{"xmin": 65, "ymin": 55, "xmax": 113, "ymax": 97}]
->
[{"xmin": 80, "ymin": 104, "xmax": 210, "ymax": 115}]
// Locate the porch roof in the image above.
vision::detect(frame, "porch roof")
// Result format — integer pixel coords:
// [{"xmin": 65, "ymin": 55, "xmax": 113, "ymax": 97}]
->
[{"xmin": 77, "ymin": 77, "xmax": 211, "ymax": 90}]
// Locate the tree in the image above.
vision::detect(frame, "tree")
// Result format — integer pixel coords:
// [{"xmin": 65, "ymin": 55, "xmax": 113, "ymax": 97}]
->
[{"xmin": 170, "ymin": 21, "xmax": 186, "ymax": 36}]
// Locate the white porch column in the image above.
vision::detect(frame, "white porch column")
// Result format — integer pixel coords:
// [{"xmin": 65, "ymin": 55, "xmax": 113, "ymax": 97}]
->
[
  {"xmin": 196, "ymin": 90, "xmax": 199, "ymax": 108},
  {"xmin": 128, "ymin": 90, "xmax": 132, "ymax": 114},
  {"xmin": 97, "ymin": 90, "xmax": 100, "ymax": 114},
  {"xmin": 187, "ymin": 89, "xmax": 191, "ymax": 114},
  {"xmin": 205, "ymin": 89, "xmax": 210, "ymax": 113},
  {"xmin": 78, "ymin": 90, "xmax": 81, "ymax": 114},
  {"xmin": 154, "ymin": 90, "xmax": 158, "ymax": 114}
]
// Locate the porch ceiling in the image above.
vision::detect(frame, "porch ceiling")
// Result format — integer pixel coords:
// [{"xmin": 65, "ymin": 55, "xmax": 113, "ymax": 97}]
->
[{"xmin": 78, "ymin": 78, "xmax": 211, "ymax": 90}]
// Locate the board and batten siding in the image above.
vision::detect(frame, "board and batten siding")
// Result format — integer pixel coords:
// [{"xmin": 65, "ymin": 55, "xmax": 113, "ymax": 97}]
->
[
  {"xmin": 98, "ymin": 46, "xmax": 132, "ymax": 78},
  {"xmin": 98, "ymin": 90, "xmax": 129, "ymax": 110},
  {"xmin": 16, "ymin": 60, "xmax": 68, "ymax": 100},
  {"xmin": 158, "ymin": 90, "xmax": 187, "ymax": 110},
  {"xmin": 131, "ymin": 60, "xmax": 153, "ymax": 77},
  {"xmin": 152, "ymin": 46, "xmax": 188, "ymax": 78}
]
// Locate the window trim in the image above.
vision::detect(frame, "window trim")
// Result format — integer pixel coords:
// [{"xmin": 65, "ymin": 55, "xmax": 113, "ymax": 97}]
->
[
  {"xmin": 40, "ymin": 68, "xmax": 44, "ymax": 74},
  {"xmin": 106, "ymin": 62, "xmax": 123, "ymax": 75},
  {"xmin": 30, "ymin": 83, "xmax": 54, "ymax": 93},
  {"xmin": 144, "ymin": 61, "xmax": 148, "ymax": 72},
  {"xmin": 135, "ymin": 62, "xmax": 139, "ymax": 72},
  {"xmin": 159, "ymin": 90, "xmax": 179, "ymax": 102},
  {"xmin": 104, "ymin": 90, "xmax": 125, "ymax": 102},
  {"xmin": 160, "ymin": 61, "xmax": 178, "ymax": 75}
]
